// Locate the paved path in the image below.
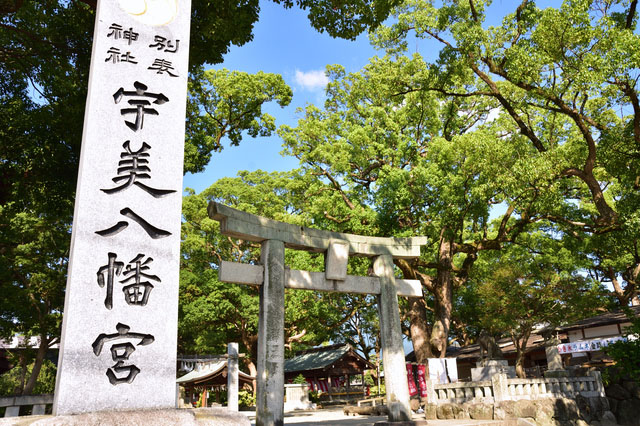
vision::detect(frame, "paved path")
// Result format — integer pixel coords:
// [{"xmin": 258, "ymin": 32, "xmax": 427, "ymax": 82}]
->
[{"xmin": 247, "ymin": 407, "xmax": 508, "ymax": 425}]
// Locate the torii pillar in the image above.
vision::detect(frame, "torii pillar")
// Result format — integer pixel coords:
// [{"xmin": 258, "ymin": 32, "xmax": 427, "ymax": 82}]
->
[{"xmin": 208, "ymin": 203, "xmax": 428, "ymax": 425}]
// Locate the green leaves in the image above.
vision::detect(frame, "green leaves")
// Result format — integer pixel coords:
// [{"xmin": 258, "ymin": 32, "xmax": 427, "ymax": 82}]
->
[
  {"xmin": 185, "ymin": 68, "xmax": 293, "ymax": 174},
  {"xmin": 179, "ymin": 170, "xmax": 349, "ymax": 357}
]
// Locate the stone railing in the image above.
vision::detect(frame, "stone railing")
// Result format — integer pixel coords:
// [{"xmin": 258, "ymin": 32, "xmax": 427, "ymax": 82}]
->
[
  {"xmin": 426, "ymin": 371, "xmax": 605, "ymax": 405},
  {"xmin": 0, "ymin": 394, "xmax": 54, "ymax": 417}
]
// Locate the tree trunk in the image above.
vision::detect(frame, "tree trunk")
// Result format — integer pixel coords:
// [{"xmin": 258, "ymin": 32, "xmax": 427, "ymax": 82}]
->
[
  {"xmin": 15, "ymin": 352, "xmax": 27, "ymax": 395},
  {"xmin": 430, "ymin": 236, "xmax": 454, "ymax": 358},
  {"xmin": 241, "ymin": 333, "xmax": 258, "ymax": 396},
  {"xmin": 22, "ymin": 334, "xmax": 48, "ymax": 395},
  {"xmin": 515, "ymin": 349, "xmax": 526, "ymax": 379},
  {"xmin": 511, "ymin": 329, "xmax": 530, "ymax": 379},
  {"xmin": 407, "ymin": 296, "xmax": 433, "ymax": 363},
  {"xmin": 246, "ymin": 360, "xmax": 258, "ymax": 397}
]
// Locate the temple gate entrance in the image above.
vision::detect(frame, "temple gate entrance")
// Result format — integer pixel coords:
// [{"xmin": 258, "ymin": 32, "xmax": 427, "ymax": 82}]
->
[{"xmin": 208, "ymin": 203, "xmax": 427, "ymax": 425}]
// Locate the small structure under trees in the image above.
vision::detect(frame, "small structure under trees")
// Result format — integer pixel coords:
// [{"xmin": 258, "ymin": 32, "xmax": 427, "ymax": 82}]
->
[
  {"xmin": 177, "ymin": 360, "xmax": 254, "ymax": 407},
  {"xmin": 284, "ymin": 344, "xmax": 373, "ymax": 400}
]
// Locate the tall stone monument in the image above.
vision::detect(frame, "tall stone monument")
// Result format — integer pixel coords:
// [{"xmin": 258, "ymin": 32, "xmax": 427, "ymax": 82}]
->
[{"xmin": 54, "ymin": 0, "xmax": 191, "ymax": 415}]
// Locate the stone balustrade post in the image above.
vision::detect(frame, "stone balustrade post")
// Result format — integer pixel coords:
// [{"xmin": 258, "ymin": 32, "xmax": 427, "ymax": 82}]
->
[
  {"xmin": 492, "ymin": 373, "xmax": 509, "ymax": 402},
  {"xmin": 4, "ymin": 406, "xmax": 19, "ymax": 417},
  {"xmin": 544, "ymin": 335, "xmax": 564, "ymax": 371},
  {"xmin": 227, "ymin": 342, "xmax": 239, "ymax": 412},
  {"xmin": 588, "ymin": 370, "xmax": 606, "ymax": 397}
]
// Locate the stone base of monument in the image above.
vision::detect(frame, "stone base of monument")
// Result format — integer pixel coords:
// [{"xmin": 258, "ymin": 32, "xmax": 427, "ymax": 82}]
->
[
  {"xmin": 374, "ymin": 421, "xmax": 429, "ymax": 425},
  {"xmin": 470, "ymin": 359, "xmax": 516, "ymax": 381},
  {"xmin": 6, "ymin": 408, "xmax": 249, "ymax": 426}
]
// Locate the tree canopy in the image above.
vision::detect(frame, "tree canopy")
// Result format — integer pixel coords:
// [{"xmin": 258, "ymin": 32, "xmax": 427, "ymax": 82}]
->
[
  {"xmin": 0, "ymin": 0, "xmax": 397, "ymax": 394},
  {"xmin": 2, "ymin": 0, "xmax": 639, "ymax": 392},
  {"xmin": 372, "ymin": 0, "xmax": 640, "ymax": 304}
]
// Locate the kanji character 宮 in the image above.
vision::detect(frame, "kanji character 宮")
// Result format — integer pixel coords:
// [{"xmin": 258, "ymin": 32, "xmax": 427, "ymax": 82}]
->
[
  {"xmin": 92, "ymin": 323, "xmax": 154, "ymax": 385},
  {"xmin": 95, "ymin": 207, "xmax": 171, "ymax": 239},
  {"xmin": 101, "ymin": 141, "xmax": 176, "ymax": 198},
  {"xmin": 113, "ymin": 81, "xmax": 169, "ymax": 131}
]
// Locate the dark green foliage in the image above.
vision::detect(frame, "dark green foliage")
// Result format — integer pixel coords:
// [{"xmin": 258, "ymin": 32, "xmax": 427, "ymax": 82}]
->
[
  {"xmin": 1, "ymin": 0, "xmax": 396, "ymax": 393},
  {"xmin": 0, "ymin": 359, "xmax": 57, "ymax": 397},
  {"xmin": 604, "ymin": 310, "xmax": 640, "ymax": 382}
]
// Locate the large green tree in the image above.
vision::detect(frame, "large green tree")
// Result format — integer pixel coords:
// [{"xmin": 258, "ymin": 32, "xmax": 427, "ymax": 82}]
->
[
  {"xmin": 279, "ymin": 55, "xmax": 553, "ymax": 360},
  {"xmin": 470, "ymin": 229, "xmax": 607, "ymax": 377},
  {"xmin": 372, "ymin": 0, "xmax": 640, "ymax": 306},
  {"xmin": 0, "ymin": 0, "xmax": 397, "ymax": 394}
]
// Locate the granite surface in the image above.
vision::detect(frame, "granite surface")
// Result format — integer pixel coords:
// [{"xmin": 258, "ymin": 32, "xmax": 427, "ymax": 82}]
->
[{"xmin": 54, "ymin": 0, "xmax": 191, "ymax": 415}]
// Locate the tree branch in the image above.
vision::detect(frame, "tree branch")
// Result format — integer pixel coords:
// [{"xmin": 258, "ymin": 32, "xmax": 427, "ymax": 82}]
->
[{"xmin": 627, "ymin": 0, "xmax": 638, "ymax": 30}]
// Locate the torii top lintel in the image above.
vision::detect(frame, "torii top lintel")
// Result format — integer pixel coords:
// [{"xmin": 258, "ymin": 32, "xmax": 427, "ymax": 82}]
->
[{"xmin": 208, "ymin": 202, "xmax": 427, "ymax": 259}]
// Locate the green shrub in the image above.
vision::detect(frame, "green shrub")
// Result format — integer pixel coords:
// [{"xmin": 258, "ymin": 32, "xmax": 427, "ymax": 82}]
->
[
  {"xmin": 308, "ymin": 390, "xmax": 320, "ymax": 403},
  {"xmin": 364, "ymin": 372, "xmax": 375, "ymax": 387},
  {"xmin": 238, "ymin": 390, "xmax": 255, "ymax": 409},
  {"xmin": 604, "ymin": 309, "xmax": 640, "ymax": 383},
  {"xmin": 292, "ymin": 374, "xmax": 307, "ymax": 384},
  {"xmin": 370, "ymin": 383, "xmax": 385, "ymax": 396},
  {"xmin": 0, "ymin": 359, "xmax": 57, "ymax": 397}
]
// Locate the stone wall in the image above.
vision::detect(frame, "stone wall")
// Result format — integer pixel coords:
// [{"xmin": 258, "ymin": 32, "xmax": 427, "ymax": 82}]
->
[
  {"xmin": 605, "ymin": 379, "xmax": 640, "ymax": 426},
  {"xmin": 424, "ymin": 396, "xmax": 617, "ymax": 425}
]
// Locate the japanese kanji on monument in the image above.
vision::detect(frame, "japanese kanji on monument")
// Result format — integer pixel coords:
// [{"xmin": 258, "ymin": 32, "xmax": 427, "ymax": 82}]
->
[{"xmin": 54, "ymin": 0, "xmax": 191, "ymax": 415}]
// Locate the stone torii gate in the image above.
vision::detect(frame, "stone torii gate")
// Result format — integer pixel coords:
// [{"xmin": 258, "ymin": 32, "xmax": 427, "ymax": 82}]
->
[{"xmin": 208, "ymin": 203, "xmax": 428, "ymax": 425}]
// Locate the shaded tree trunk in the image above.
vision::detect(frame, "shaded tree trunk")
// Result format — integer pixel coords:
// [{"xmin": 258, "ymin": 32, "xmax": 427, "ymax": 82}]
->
[
  {"xmin": 246, "ymin": 360, "xmax": 258, "ymax": 397},
  {"xmin": 430, "ymin": 236, "xmax": 454, "ymax": 358},
  {"xmin": 15, "ymin": 352, "xmax": 28, "ymax": 395},
  {"xmin": 22, "ymin": 334, "xmax": 49, "ymax": 395},
  {"xmin": 407, "ymin": 296, "xmax": 433, "ymax": 363},
  {"xmin": 511, "ymin": 329, "xmax": 531, "ymax": 379},
  {"xmin": 241, "ymin": 333, "xmax": 258, "ymax": 396}
]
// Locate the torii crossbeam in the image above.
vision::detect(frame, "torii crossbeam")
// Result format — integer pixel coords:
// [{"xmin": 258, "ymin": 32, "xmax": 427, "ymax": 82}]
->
[{"xmin": 208, "ymin": 202, "xmax": 428, "ymax": 425}]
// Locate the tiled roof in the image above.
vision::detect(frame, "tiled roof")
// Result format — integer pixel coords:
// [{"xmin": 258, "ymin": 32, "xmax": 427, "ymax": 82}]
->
[
  {"xmin": 284, "ymin": 344, "xmax": 351, "ymax": 373},
  {"xmin": 554, "ymin": 306, "xmax": 640, "ymax": 332},
  {"xmin": 176, "ymin": 361, "xmax": 254, "ymax": 384}
]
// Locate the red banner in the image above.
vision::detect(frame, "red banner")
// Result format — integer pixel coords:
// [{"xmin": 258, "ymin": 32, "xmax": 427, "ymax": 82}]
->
[
  {"xmin": 417, "ymin": 364, "xmax": 428, "ymax": 398},
  {"xmin": 406, "ymin": 363, "xmax": 418, "ymax": 396}
]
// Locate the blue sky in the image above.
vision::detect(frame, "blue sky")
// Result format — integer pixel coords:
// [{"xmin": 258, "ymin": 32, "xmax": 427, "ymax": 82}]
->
[
  {"xmin": 181, "ymin": 0, "xmax": 527, "ymax": 194},
  {"xmin": 182, "ymin": 0, "xmax": 382, "ymax": 194}
]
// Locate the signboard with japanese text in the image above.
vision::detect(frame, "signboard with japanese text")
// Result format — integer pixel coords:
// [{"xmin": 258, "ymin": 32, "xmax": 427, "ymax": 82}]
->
[
  {"xmin": 54, "ymin": 0, "xmax": 191, "ymax": 415},
  {"xmin": 557, "ymin": 336, "xmax": 627, "ymax": 355}
]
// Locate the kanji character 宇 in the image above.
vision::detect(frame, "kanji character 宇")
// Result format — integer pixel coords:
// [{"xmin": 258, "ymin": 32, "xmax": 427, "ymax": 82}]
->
[{"xmin": 113, "ymin": 81, "xmax": 169, "ymax": 131}]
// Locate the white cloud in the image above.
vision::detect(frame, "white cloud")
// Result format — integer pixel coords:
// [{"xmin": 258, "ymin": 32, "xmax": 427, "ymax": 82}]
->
[{"xmin": 294, "ymin": 69, "xmax": 329, "ymax": 91}]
